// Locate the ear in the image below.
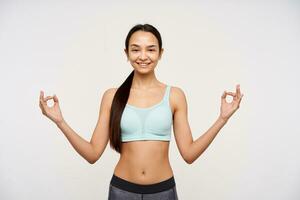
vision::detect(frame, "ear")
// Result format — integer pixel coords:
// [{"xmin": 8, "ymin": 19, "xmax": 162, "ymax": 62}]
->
[
  {"xmin": 124, "ymin": 49, "xmax": 129, "ymax": 61},
  {"xmin": 158, "ymin": 48, "xmax": 164, "ymax": 60}
]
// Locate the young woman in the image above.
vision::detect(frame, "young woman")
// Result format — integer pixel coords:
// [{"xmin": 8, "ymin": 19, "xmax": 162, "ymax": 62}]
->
[{"xmin": 39, "ymin": 24, "xmax": 244, "ymax": 200}]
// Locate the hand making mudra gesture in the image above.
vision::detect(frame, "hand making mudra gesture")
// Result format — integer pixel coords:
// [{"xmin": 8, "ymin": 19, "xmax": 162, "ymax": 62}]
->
[
  {"xmin": 39, "ymin": 91, "xmax": 64, "ymax": 125},
  {"xmin": 219, "ymin": 84, "xmax": 244, "ymax": 122}
]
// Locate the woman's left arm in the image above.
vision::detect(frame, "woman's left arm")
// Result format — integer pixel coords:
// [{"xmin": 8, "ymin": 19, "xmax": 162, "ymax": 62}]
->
[{"xmin": 172, "ymin": 85, "xmax": 244, "ymax": 164}]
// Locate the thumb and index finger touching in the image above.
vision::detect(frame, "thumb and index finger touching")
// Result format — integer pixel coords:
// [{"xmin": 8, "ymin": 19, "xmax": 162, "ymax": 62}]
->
[
  {"xmin": 39, "ymin": 90, "xmax": 59, "ymax": 106},
  {"xmin": 221, "ymin": 84, "xmax": 244, "ymax": 103}
]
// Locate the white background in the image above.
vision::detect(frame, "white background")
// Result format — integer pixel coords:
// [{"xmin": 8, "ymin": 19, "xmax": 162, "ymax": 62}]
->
[{"xmin": 1, "ymin": 1, "xmax": 299, "ymax": 199}]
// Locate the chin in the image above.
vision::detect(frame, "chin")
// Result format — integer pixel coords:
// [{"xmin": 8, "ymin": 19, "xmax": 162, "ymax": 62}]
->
[{"xmin": 135, "ymin": 67, "xmax": 154, "ymax": 74}]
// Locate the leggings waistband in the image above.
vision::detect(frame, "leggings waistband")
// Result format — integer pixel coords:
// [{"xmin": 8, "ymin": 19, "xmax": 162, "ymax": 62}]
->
[{"xmin": 110, "ymin": 174, "xmax": 176, "ymax": 194}]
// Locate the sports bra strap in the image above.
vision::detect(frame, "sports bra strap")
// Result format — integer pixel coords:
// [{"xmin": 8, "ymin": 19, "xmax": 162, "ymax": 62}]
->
[{"xmin": 163, "ymin": 85, "xmax": 171, "ymax": 102}]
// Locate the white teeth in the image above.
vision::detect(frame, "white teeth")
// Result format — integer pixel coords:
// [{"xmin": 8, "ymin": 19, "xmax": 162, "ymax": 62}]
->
[{"xmin": 139, "ymin": 63, "xmax": 149, "ymax": 66}]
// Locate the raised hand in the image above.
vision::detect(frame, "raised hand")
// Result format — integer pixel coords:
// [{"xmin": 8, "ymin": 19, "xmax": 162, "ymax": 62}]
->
[
  {"xmin": 39, "ymin": 91, "xmax": 65, "ymax": 125},
  {"xmin": 219, "ymin": 84, "xmax": 244, "ymax": 122}
]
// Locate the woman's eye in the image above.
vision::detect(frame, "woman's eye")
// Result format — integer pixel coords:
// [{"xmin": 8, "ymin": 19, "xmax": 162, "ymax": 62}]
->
[
  {"xmin": 149, "ymin": 49, "xmax": 155, "ymax": 51},
  {"xmin": 131, "ymin": 49, "xmax": 138, "ymax": 52}
]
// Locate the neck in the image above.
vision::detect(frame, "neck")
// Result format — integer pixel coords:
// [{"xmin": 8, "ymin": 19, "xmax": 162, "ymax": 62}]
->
[{"xmin": 131, "ymin": 70, "xmax": 160, "ymax": 89}]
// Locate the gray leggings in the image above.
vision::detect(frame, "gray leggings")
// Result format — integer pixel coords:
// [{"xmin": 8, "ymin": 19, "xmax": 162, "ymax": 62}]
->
[{"xmin": 108, "ymin": 174, "xmax": 179, "ymax": 200}]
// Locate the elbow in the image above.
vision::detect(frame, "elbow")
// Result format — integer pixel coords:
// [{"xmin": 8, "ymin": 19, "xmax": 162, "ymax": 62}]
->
[
  {"xmin": 185, "ymin": 157, "xmax": 194, "ymax": 165},
  {"xmin": 88, "ymin": 160, "xmax": 95, "ymax": 164},
  {"xmin": 88, "ymin": 145, "xmax": 101, "ymax": 164},
  {"xmin": 87, "ymin": 153, "xmax": 99, "ymax": 164},
  {"xmin": 187, "ymin": 160, "xmax": 193, "ymax": 165},
  {"xmin": 184, "ymin": 154, "xmax": 194, "ymax": 164},
  {"xmin": 184, "ymin": 147, "xmax": 194, "ymax": 164},
  {"xmin": 88, "ymin": 158, "xmax": 97, "ymax": 164}
]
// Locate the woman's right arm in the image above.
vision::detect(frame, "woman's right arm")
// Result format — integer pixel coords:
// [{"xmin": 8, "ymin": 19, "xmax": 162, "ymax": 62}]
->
[
  {"xmin": 40, "ymin": 88, "xmax": 116, "ymax": 164},
  {"xmin": 88, "ymin": 88, "xmax": 116, "ymax": 163},
  {"xmin": 56, "ymin": 119, "xmax": 98, "ymax": 164}
]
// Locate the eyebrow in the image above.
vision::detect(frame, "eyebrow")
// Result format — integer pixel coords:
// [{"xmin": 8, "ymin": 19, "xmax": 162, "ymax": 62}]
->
[{"xmin": 130, "ymin": 44, "xmax": 158, "ymax": 48}]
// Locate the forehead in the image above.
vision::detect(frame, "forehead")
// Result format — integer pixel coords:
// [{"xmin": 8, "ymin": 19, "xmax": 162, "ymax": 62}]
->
[{"xmin": 129, "ymin": 31, "xmax": 158, "ymax": 47}]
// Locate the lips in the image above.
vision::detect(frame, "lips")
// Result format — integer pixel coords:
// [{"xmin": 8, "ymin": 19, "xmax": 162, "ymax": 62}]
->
[{"xmin": 137, "ymin": 62, "xmax": 151, "ymax": 67}]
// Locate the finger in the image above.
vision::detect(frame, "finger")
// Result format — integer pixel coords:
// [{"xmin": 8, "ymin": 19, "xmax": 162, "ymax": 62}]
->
[
  {"xmin": 238, "ymin": 93, "xmax": 244, "ymax": 103},
  {"xmin": 39, "ymin": 101, "xmax": 46, "ymax": 113},
  {"xmin": 39, "ymin": 94, "xmax": 46, "ymax": 106},
  {"xmin": 225, "ymin": 92, "xmax": 237, "ymax": 98},
  {"xmin": 221, "ymin": 91, "xmax": 227, "ymax": 99},
  {"xmin": 236, "ymin": 84, "xmax": 241, "ymax": 98},
  {"xmin": 40, "ymin": 96, "xmax": 53, "ymax": 108},
  {"xmin": 40, "ymin": 91, "xmax": 44, "ymax": 101},
  {"xmin": 40, "ymin": 91, "xmax": 51, "ymax": 103},
  {"xmin": 44, "ymin": 96, "xmax": 53, "ymax": 101},
  {"xmin": 39, "ymin": 97, "xmax": 46, "ymax": 107},
  {"xmin": 53, "ymin": 94, "xmax": 59, "ymax": 103},
  {"xmin": 221, "ymin": 91, "xmax": 230, "ymax": 104}
]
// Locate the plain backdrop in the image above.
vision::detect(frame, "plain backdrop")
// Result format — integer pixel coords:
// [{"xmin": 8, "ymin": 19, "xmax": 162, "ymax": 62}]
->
[{"xmin": 1, "ymin": 1, "xmax": 299, "ymax": 199}]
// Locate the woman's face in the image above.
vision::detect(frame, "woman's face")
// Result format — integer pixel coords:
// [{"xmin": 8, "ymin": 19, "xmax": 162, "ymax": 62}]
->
[{"xmin": 125, "ymin": 31, "xmax": 163, "ymax": 73}]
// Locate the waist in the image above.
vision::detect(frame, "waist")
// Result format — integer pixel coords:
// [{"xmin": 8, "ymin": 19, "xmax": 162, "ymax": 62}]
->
[
  {"xmin": 114, "ymin": 157, "xmax": 173, "ymax": 183},
  {"xmin": 110, "ymin": 173, "xmax": 176, "ymax": 194},
  {"xmin": 115, "ymin": 140, "xmax": 173, "ymax": 184}
]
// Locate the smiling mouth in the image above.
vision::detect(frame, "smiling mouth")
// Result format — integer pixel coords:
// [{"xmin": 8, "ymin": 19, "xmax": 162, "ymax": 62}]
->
[{"xmin": 137, "ymin": 62, "xmax": 151, "ymax": 67}]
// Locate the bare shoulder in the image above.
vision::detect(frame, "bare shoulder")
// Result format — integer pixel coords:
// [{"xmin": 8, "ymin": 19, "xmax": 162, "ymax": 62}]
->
[
  {"xmin": 103, "ymin": 87, "xmax": 118, "ymax": 97},
  {"xmin": 170, "ymin": 86, "xmax": 188, "ymax": 112},
  {"xmin": 170, "ymin": 86, "xmax": 186, "ymax": 96},
  {"xmin": 101, "ymin": 87, "xmax": 118, "ymax": 108}
]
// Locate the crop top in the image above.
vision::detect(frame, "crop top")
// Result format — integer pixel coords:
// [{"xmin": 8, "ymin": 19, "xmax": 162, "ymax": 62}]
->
[{"xmin": 120, "ymin": 85, "xmax": 173, "ymax": 142}]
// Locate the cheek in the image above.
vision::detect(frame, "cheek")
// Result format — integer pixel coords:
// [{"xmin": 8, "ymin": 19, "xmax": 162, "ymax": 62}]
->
[
  {"xmin": 128, "ymin": 54, "xmax": 138, "ymax": 61},
  {"xmin": 149, "ymin": 54, "xmax": 160, "ymax": 61}
]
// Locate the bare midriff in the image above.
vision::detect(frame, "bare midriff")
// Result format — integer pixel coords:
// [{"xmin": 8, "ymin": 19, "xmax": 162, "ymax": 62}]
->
[{"xmin": 113, "ymin": 140, "xmax": 174, "ymax": 185}]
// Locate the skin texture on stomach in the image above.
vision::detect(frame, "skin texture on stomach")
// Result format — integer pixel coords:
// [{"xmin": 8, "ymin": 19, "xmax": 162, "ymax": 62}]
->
[{"xmin": 113, "ymin": 140, "xmax": 174, "ymax": 185}]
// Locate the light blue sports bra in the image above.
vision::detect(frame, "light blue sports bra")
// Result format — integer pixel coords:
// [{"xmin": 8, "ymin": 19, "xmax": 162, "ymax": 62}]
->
[{"xmin": 120, "ymin": 85, "xmax": 173, "ymax": 142}]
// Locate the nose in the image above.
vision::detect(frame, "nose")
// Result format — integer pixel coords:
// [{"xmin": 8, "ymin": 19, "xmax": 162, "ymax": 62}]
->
[{"xmin": 139, "ymin": 50, "xmax": 148, "ymax": 60}]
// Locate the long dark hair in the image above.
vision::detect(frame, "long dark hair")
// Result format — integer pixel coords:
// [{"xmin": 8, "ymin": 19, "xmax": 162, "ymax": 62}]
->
[{"xmin": 109, "ymin": 24, "xmax": 163, "ymax": 153}]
